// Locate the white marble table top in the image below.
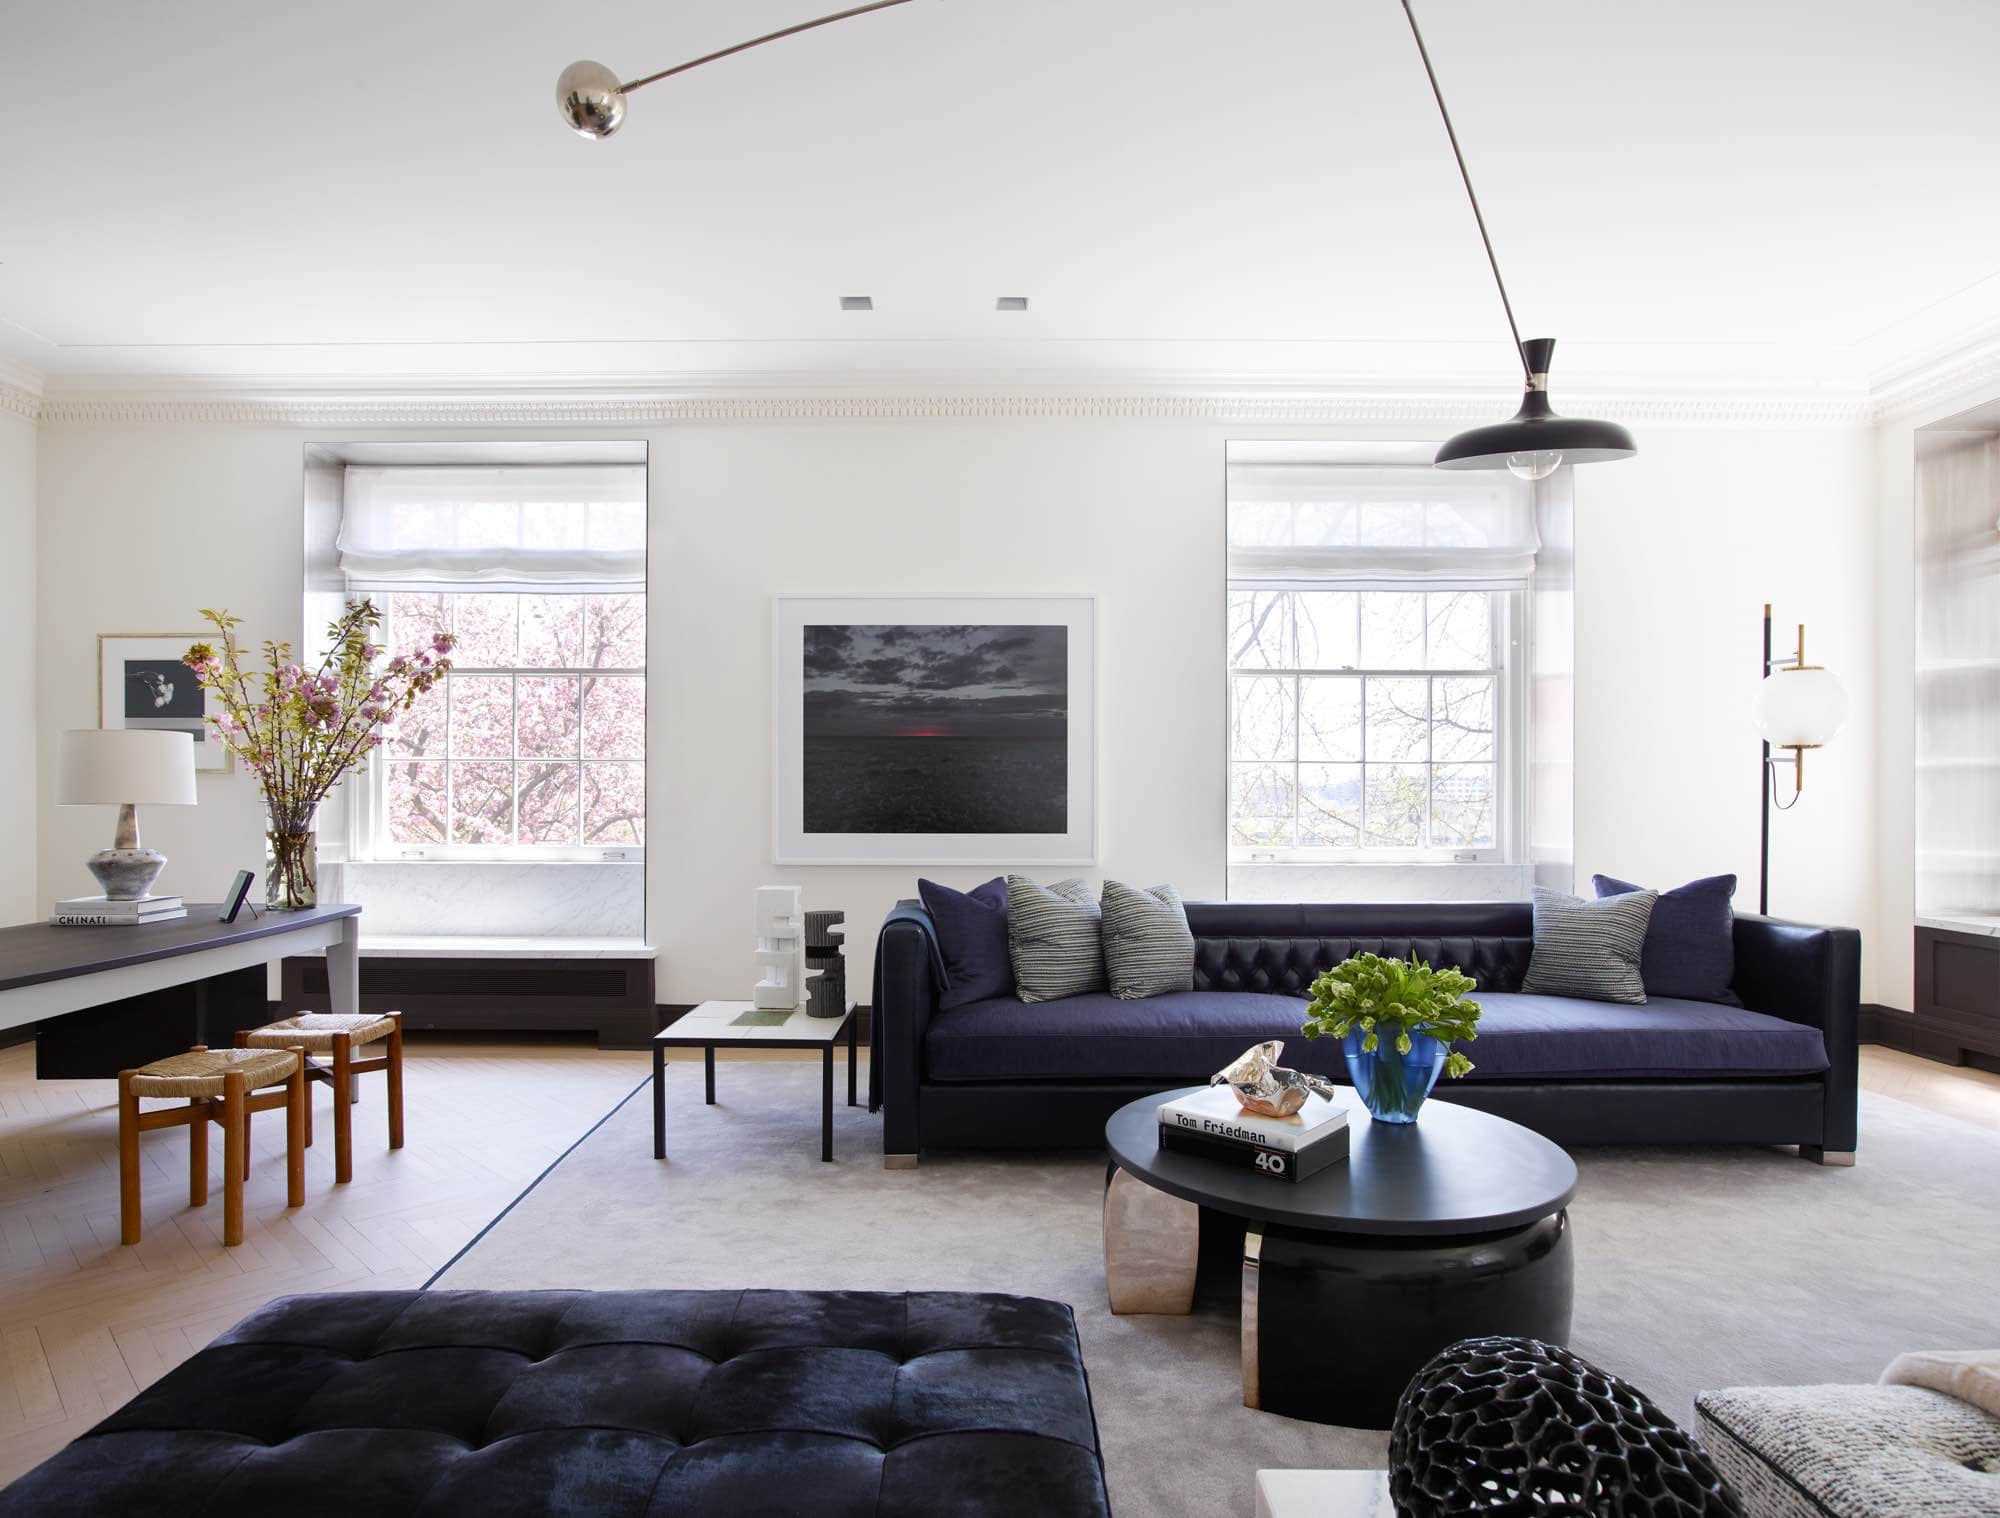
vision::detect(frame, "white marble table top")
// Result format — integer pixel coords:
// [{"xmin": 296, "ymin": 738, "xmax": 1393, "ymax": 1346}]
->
[
  {"xmin": 658, "ymin": 999, "xmax": 853, "ymax": 1045},
  {"xmin": 1255, "ymin": 1470, "xmax": 1392, "ymax": 1518}
]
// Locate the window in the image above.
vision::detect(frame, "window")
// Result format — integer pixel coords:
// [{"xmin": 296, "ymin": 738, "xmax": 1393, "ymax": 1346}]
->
[
  {"xmin": 369, "ymin": 591, "xmax": 645, "ymax": 858},
  {"xmin": 1224, "ymin": 443, "xmax": 1546, "ymax": 872},
  {"xmin": 1229, "ymin": 588, "xmax": 1510, "ymax": 858}
]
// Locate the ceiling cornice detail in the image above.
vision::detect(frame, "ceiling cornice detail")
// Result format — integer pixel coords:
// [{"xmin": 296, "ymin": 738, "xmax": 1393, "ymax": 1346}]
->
[
  {"xmin": 33, "ymin": 381, "xmax": 1873, "ymax": 430},
  {"xmin": 1870, "ymin": 324, "xmax": 2000, "ymax": 424},
  {"xmin": 0, "ymin": 381, "xmax": 42, "ymax": 423}
]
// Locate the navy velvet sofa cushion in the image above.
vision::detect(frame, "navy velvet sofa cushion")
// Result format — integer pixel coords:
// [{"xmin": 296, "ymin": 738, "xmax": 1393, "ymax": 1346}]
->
[
  {"xmin": 1594, "ymin": 871, "xmax": 1740, "ymax": 1005},
  {"xmin": 924, "ymin": 989, "xmax": 1829, "ymax": 1084},
  {"xmin": 0, "ymin": 1289, "xmax": 1111, "ymax": 1518},
  {"xmin": 919, "ymin": 876, "xmax": 1015, "ymax": 1009}
]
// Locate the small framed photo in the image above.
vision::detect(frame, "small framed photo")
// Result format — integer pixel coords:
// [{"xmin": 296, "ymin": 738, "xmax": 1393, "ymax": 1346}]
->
[
  {"xmin": 98, "ymin": 634, "xmax": 230, "ymax": 772},
  {"xmin": 772, "ymin": 594, "xmax": 1096, "ymax": 866},
  {"xmin": 220, "ymin": 870, "xmax": 256, "ymax": 923}
]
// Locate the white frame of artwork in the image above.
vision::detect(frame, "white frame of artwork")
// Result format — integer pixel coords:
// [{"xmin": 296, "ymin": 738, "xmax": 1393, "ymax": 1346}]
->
[
  {"xmin": 98, "ymin": 634, "xmax": 231, "ymax": 773},
  {"xmin": 772, "ymin": 594, "xmax": 1096, "ymax": 866}
]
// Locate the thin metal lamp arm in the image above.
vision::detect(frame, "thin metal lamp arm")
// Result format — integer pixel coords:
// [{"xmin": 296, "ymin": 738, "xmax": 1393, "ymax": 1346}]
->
[
  {"xmin": 1399, "ymin": 0, "xmax": 1532, "ymax": 387},
  {"xmin": 619, "ymin": 0, "xmax": 916, "ymax": 94}
]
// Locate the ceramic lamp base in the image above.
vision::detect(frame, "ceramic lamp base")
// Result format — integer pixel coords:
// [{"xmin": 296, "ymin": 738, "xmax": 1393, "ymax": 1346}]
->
[{"xmin": 86, "ymin": 848, "xmax": 167, "ymax": 901}]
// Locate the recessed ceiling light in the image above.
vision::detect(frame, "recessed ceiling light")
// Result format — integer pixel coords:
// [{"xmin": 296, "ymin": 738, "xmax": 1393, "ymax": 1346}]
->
[
  {"xmin": 840, "ymin": 295, "xmax": 874, "ymax": 312},
  {"xmin": 996, "ymin": 296, "xmax": 1029, "ymax": 312}
]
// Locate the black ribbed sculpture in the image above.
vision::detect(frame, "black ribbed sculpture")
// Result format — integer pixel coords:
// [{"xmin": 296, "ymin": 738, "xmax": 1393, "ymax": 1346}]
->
[
  {"xmin": 804, "ymin": 909, "xmax": 847, "ymax": 1018},
  {"xmin": 1389, "ymin": 1337, "xmax": 1745, "ymax": 1517}
]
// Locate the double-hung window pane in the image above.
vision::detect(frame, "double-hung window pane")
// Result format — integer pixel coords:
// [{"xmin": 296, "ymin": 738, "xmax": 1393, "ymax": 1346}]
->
[
  {"xmin": 380, "ymin": 591, "xmax": 645, "ymax": 851},
  {"xmin": 1227, "ymin": 588, "xmax": 1498, "ymax": 854}
]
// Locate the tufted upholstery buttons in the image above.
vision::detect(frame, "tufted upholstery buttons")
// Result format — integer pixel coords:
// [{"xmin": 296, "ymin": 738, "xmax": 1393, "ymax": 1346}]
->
[
  {"xmin": 1192, "ymin": 934, "xmax": 1532, "ymax": 995},
  {"xmin": 0, "ymin": 1290, "xmax": 1112, "ymax": 1517}
]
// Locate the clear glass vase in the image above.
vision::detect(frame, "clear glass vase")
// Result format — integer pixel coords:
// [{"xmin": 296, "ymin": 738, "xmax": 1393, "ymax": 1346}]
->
[
  {"xmin": 264, "ymin": 810, "xmax": 318, "ymax": 912},
  {"xmin": 1342, "ymin": 1027, "xmax": 1447, "ymax": 1124}
]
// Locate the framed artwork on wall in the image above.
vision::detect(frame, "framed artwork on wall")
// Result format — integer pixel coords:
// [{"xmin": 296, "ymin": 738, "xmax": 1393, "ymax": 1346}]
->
[
  {"xmin": 98, "ymin": 634, "xmax": 230, "ymax": 773},
  {"xmin": 772, "ymin": 594, "xmax": 1095, "ymax": 865}
]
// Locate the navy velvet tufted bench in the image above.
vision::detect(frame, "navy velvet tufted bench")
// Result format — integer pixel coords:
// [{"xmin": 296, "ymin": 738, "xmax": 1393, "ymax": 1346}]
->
[{"xmin": 0, "ymin": 1289, "xmax": 1111, "ymax": 1517}]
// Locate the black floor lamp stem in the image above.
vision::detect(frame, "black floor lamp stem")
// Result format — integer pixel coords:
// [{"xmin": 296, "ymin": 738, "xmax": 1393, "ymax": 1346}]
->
[{"xmin": 1759, "ymin": 606, "xmax": 1773, "ymax": 916}]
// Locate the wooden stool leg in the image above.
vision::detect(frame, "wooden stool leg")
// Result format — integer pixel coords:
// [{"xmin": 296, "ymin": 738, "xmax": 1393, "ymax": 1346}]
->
[
  {"xmin": 302, "ymin": 1059, "xmax": 315, "ymax": 1149},
  {"xmin": 242, "ymin": 1104, "xmax": 253, "ymax": 1182},
  {"xmin": 118, "ymin": 1072, "xmax": 141, "ymax": 1246},
  {"xmin": 285, "ymin": 1050, "xmax": 305, "ymax": 1209},
  {"xmin": 189, "ymin": 1096, "xmax": 209, "ymax": 1207},
  {"xmin": 222, "ymin": 1072, "xmax": 246, "ymax": 1246},
  {"xmin": 331, "ymin": 1033, "xmax": 354, "ymax": 1184},
  {"xmin": 386, "ymin": 1013, "xmax": 404, "ymax": 1151}
]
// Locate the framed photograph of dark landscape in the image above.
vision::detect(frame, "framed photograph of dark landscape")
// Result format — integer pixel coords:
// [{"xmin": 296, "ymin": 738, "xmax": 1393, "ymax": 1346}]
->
[{"xmin": 772, "ymin": 595, "xmax": 1095, "ymax": 864}]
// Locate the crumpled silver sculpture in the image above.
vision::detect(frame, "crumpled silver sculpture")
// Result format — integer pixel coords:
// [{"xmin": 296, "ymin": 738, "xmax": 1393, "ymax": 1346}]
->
[{"xmin": 1211, "ymin": 1040, "xmax": 1338, "ymax": 1117}]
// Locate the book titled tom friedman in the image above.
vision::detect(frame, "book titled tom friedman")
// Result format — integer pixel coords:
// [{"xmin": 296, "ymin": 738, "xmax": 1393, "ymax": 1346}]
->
[{"xmin": 1156, "ymin": 1085, "xmax": 1350, "ymax": 1182}]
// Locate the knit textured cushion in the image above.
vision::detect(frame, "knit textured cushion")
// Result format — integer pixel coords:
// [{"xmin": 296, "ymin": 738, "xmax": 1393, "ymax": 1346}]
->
[
  {"xmin": 128, "ymin": 1047, "xmax": 299, "ymax": 1097},
  {"xmin": 1006, "ymin": 877, "xmax": 1105, "ymax": 1003},
  {"xmin": 1099, "ymin": 881, "xmax": 1195, "ymax": 1000},
  {"xmin": 243, "ymin": 1012, "xmax": 399, "ymax": 1051},
  {"xmin": 1521, "ymin": 886, "xmax": 1659, "ymax": 1005}
]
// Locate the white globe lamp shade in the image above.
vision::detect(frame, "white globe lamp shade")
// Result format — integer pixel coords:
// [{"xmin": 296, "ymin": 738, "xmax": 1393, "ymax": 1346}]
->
[{"xmin": 1752, "ymin": 667, "xmax": 1848, "ymax": 748}]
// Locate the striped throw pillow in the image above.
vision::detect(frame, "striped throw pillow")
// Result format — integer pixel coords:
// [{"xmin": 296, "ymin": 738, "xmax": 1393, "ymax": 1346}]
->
[
  {"xmin": 1101, "ymin": 881, "xmax": 1195, "ymax": 1000},
  {"xmin": 1006, "ymin": 876, "xmax": 1106, "ymax": 1003},
  {"xmin": 1521, "ymin": 885, "xmax": 1659, "ymax": 1004}
]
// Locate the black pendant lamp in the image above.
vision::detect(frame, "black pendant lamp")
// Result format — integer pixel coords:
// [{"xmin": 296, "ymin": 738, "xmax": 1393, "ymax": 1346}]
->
[{"xmin": 1402, "ymin": 1, "xmax": 1637, "ymax": 479}]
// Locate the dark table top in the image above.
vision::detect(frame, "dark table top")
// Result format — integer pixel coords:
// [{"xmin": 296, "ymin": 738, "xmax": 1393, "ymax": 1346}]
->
[
  {"xmin": 1106, "ymin": 1087, "xmax": 1578, "ymax": 1239},
  {"xmin": 0, "ymin": 903, "xmax": 360, "ymax": 994}
]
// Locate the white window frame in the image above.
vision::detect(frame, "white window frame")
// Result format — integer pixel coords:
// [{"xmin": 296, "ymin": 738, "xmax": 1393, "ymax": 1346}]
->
[
  {"xmin": 354, "ymin": 591, "xmax": 646, "ymax": 863},
  {"xmin": 1226, "ymin": 581, "xmax": 1528, "ymax": 867}
]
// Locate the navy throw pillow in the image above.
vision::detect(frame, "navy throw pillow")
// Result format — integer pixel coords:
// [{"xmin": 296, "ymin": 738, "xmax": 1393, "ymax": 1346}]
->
[
  {"xmin": 918, "ymin": 877, "xmax": 1015, "ymax": 1009},
  {"xmin": 1592, "ymin": 872, "xmax": 1739, "ymax": 1005}
]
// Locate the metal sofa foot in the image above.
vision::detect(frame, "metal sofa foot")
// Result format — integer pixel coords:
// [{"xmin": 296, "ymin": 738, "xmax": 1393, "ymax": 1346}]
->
[
  {"xmin": 883, "ymin": 1153, "xmax": 920, "ymax": 1170},
  {"xmin": 1802, "ymin": 1146, "xmax": 1856, "ymax": 1166}
]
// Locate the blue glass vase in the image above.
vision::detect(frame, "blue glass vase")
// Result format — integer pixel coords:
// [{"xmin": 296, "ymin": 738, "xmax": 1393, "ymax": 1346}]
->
[{"xmin": 1342, "ymin": 1027, "xmax": 1447, "ymax": 1124}]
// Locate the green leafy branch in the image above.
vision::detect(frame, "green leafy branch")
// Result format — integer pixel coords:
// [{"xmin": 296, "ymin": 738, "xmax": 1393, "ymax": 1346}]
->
[{"xmin": 1299, "ymin": 950, "xmax": 1481, "ymax": 1079}]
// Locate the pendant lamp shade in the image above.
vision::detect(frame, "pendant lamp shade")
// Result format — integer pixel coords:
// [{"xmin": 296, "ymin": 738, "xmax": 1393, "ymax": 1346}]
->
[{"xmin": 1434, "ymin": 339, "xmax": 1637, "ymax": 474}]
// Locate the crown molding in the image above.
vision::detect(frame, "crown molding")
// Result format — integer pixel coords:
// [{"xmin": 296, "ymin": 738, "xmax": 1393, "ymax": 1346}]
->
[
  {"xmin": 31, "ymin": 371, "xmax": 1875, "ymax": 429},
  {"xmin": 1869, "ymin": 323, "xmax": 2000, "ymax": 425},
  {"xmin": 0, "ymin": 381, "xmax": 40, "ymax": 423}
]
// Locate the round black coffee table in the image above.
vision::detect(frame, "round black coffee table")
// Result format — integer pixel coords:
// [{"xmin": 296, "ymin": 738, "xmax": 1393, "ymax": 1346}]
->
[{"xmin": 1104, "ymin": 1090, "xmax": 1578, "ymax": 1429}]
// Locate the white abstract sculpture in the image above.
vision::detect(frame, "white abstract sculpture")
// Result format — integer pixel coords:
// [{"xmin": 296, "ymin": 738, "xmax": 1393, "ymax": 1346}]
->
[{"xmin": 754, "ymin": 885, "xmax": 811, "ymax": 1009}]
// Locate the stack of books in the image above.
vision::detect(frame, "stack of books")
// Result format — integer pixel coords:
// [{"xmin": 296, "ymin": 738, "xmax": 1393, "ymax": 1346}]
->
[
  {"xmin": 1157, "ymin": 1084, "xmax": 1350, "ymax": 1183},
  {"xmin": 50, "ymin": 895, "xmax": 186, "ymax": 927}
]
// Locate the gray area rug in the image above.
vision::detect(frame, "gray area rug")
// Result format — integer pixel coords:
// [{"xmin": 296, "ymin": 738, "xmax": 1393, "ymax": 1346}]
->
[{"xmin": 435, "ymin": 1067, "xmax": 2000, "ymax": 1518}]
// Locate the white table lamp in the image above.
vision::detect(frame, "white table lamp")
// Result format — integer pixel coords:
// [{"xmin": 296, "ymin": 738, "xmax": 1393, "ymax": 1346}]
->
[{"xmin": 57, "ymin": 729, "xmax": 198, "ymax": 900}]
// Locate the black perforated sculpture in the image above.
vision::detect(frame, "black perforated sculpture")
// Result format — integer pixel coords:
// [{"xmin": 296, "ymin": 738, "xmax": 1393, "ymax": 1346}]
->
[{"xmin": 1389, "ymin": 1337, "xmax": 1745, "ymax": 1517}]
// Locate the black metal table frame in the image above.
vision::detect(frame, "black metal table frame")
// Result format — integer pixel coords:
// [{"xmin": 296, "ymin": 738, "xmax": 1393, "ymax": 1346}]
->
[{"xmin": 652, "ymin": 1009, "xmax": 859, "ymax": 1162}]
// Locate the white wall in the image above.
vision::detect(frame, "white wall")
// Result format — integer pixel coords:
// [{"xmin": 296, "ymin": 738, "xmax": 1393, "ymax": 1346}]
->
[
  {"xmin": 0, "ymin": 409, "xmax": 34, "ymax": 923},
  {"xmin": 32, "ymin": 410, "xmax": 1886, "ymax": 1003}
]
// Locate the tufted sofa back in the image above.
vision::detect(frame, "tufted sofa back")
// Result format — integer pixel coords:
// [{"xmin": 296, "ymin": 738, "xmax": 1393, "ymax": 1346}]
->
[{"xmin": 1184, "ymin": 901, "xmax": 1533, "ymax": 997}]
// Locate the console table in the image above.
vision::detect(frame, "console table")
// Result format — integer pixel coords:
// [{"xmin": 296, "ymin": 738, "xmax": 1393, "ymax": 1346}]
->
[{"xmin": 0, "ymin": 904, "xmax": 360, "ymax": 1078}]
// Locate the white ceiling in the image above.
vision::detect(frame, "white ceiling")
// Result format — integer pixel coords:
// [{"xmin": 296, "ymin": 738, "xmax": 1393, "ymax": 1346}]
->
[{"xmin": 3, "ymin": 0, "xmax": 1996, "ymax": 393}]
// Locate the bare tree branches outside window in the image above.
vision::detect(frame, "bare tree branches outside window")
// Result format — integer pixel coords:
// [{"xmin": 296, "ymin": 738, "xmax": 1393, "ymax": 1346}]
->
[
  {"xmin": 382, "ymin": 592, "xmax": 645, "ymax": 851},
  {"xmin": 1228, "ymin": 589, "xmax": 1497, "ymax": 854}
]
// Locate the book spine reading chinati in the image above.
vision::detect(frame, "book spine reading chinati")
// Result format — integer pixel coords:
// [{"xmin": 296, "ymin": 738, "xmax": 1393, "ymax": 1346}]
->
[{"xmin": 1157, "ymin": 1121, "xmax": 1349, "ymax": 1182}]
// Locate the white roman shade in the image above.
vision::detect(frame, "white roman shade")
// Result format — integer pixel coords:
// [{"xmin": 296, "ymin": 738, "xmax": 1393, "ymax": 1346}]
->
[
  {"xmin": 1227, "ymin": 463, "xmax": 1539, "ymax": 584},
  {"xmin": 338, "ymin": 465, "xmax": 646, "ymax": 590}
]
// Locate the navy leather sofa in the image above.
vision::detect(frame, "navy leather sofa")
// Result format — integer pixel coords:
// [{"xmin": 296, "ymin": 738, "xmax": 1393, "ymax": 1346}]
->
[{"xmin": 877, "ymin": 900, "xmax": 1860, "ymax": 1165}]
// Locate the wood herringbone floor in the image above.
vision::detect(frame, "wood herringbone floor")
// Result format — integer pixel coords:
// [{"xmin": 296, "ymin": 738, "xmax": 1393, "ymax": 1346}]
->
[{"xmin": 0, "ymin": 1034, "xmax": 648, "ymax": 1484}]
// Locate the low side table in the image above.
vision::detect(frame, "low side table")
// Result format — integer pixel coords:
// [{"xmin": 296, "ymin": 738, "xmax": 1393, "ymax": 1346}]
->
[
  {"xmin": 653, "ymin": 1000, "xmax": 859, "ymax": 1163},
  {"xmin": 1256, "ymin": 1470, "xmax": 1392, "ymax": 1518}
]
